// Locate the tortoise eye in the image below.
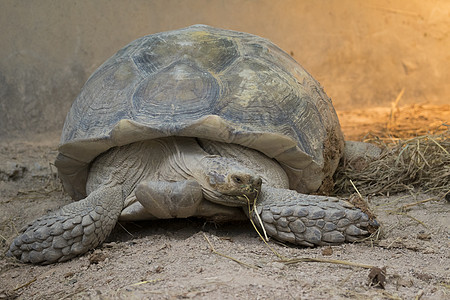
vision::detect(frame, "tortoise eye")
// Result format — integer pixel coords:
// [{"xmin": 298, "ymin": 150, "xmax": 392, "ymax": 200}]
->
[{"xmin": 232, "ymin": 176, "xmax": 242, "ymax": 184}]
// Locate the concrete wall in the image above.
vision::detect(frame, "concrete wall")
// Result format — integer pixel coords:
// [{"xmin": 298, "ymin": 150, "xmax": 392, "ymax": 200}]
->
[{"xmin": 1, "ymin": 0, "xmax": 449, "ymax": 138}]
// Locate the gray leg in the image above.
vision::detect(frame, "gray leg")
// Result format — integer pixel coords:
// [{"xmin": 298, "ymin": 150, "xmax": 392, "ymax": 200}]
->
[
  {"xmin": 344, "ymin": 141, "xmax": 381, "ymax": 168},
  {"xmin": 135, "ymin": 180, "xmax": 204, "ymax": 219},
  {"xmin": 8, "ymin": 185, "xmax": 123, "ymax": 264},
  {"xmin": 120, "ymin": 202, "xmax": 158, "ymax": 221},
  {"xmin": 120, "ymin": 193, "xmax": 158, "ymax": 221},
  {"xmin": 195, "ymin": 200, "xmax": 247, "ymax": 222},
  {"xmin": 252, "ymin": 186, "xmax": 378, "ymax": 246}
]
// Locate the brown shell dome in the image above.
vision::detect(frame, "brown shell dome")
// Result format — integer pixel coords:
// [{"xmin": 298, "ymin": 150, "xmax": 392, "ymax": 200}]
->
[{"xmin": 56, "ymin": 25, "xmax": 344, "ymax": 200}]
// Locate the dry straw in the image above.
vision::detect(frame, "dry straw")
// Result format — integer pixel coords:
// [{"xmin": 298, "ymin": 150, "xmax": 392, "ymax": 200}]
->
[{"xmin": 334, "ymin": 129, "xmax": 450, "ymax": 198}]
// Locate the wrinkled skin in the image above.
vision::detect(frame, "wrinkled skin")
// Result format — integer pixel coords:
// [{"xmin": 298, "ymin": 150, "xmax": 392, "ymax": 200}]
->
[{"xmin": 8, "ymin": 137, "xmax": 377, "ymax": 264}]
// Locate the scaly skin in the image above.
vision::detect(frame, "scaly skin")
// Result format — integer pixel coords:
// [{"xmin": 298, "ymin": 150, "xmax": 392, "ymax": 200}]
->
[
  {"xmin": 251, "ymin": 186, "xmax": 376, "ymax": 246},
  {"xmin": 7, "ymin": 142, "xmax": 147, "ymax": 264},
  {"xmin": 201, "ymin": 139, "xmax": 378, "ymax": 245},
  {"xmin": 7, "ymin": 138, "xmax": 379, "ymax": 264},
  {"xmin": 8, "ymin": 185, "xmax": 123, "ymax": 264}
]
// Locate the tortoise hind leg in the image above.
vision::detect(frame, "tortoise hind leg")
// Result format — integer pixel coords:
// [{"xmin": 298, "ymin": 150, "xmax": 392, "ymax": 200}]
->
[
  {"xmin": 8, "ymin": 185, "xmax": 123, "ymax": 264},
  {"xmin": 252, "ymin": 186, "xmax": 379, "ymax": 246},
  {"xmin": 343, "ymin": 141, "xmax": 381, "ymax": 169}
]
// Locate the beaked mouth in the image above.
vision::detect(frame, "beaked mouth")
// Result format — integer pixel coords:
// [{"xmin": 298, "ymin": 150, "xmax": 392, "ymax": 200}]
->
[{"xmin": 236, "ymin": 190, "xmax": 259, "ymax": 205}]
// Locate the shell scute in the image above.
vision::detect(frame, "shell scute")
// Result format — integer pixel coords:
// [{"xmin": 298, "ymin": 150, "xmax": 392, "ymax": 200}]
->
[{"xmin": 56, "ymin": 25, "xmax": 344, "ymax": 199}]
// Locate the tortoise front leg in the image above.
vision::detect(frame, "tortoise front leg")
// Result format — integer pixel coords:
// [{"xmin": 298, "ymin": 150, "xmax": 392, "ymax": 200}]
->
[
  {"xmin": 251, "ymin": 186, "xmax": 378, "ymax": 246},
  {"xmin": 134, "ymin": 179, "xmax": 247, "ymax": 221},
  {"xmin": 135, "ymin": 180, "xmax": 204, "ymax": 219},
  {"xmin": 8, "ymin": 185, "xmax": 123, "ymax": 264}
]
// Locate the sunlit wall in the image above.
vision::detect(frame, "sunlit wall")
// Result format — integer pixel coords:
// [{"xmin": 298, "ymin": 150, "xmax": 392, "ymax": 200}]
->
[{"xmin": 1, "ymin": 0, "xmax": 448, "ymax": 137}]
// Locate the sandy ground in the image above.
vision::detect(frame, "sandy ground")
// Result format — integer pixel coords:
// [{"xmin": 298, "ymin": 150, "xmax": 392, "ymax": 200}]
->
[{"xmin": 0, "ymin": 106, "xmax": 449, "ymax": 300}]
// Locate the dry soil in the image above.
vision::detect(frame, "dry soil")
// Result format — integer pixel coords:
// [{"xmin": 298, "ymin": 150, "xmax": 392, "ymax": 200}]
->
[{"xmin": 0, "ymin": 106, "xmax": 449, "ymax": 300}]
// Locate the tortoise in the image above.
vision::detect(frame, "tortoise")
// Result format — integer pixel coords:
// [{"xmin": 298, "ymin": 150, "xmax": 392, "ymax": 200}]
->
[{"xmin": 8, "ymin": 25, "xmax": 378, "ymax": 264}]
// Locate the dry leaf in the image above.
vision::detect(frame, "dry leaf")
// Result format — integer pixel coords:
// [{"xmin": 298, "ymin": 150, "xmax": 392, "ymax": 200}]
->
[
  {"xmin": 321, "ymin": 246, "xmax": 333, "ymax": 256},
  {"xmin": 368, "ymin": 266, "xmax": 387, "ymax": 289}
]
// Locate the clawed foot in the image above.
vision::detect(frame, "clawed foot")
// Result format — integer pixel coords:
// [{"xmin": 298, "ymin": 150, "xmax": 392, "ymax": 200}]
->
[
  {"xmin": 8, "ymin": 207, "xmax": 102, "ymax": 264},
  {"xmin": 8, "ymin": 186, "xmax": 122, "ymax": 264},
  {"xmin": 253, "ymin": 187, "xmax": 379, "ymax": 246}
]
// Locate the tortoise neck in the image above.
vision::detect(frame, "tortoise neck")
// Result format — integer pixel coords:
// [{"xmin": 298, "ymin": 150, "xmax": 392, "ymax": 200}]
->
[
  {"xmin": 160, "ymin": 137, "xmax": 209, "ymax": 181},
  {"xmin": 163, "ymin": 137, "xmax": 236, "ymax": 204},
  {"xmin": 196, "ymin": 139, "xmax": 289, "ymax": 189}
]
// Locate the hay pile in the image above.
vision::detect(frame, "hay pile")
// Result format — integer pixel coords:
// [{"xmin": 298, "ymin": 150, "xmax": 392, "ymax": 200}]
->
[
  {"xmin": 334, "ymin": 104, "xmax": 450, "ymax": 198},
  {"xmin": 334, "ymin": 130, "xmax": 450, "ymax": 198}
]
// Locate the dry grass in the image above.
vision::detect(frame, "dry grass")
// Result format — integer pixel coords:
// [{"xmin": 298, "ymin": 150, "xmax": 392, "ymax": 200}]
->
[
  {"xmin": 335, "ymin": 102, "xmax": 450, "ymax": 198},
  {"xmin": 335, "ymin": 130, "xmax": 449, "ymax": 197}
]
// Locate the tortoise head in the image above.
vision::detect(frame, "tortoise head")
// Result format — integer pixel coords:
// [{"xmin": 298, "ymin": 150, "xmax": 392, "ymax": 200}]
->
[{"xmin": 199, "ymin": 156, "xmax": 262, "ymax": 207}]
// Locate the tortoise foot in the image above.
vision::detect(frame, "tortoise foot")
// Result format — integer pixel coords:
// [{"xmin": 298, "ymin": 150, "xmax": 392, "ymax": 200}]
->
[
  {"xmin": 8, "ymin": 186, "xmax": 122, "ymax": 264},
  {"xmin": 254, "ymin": 186, "xmax": 379, "ymax": 246}
]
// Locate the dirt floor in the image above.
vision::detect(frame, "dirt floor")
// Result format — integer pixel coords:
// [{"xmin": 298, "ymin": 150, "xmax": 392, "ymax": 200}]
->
[{"xmin": 0, "ymin": 105, "xmax": 449, "ymax": 300}]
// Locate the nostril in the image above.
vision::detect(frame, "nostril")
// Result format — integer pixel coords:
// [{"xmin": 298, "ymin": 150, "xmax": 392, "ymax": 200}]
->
[{"xmin": 255, "ymin": 178, "xmax": 262, "ymax": 186}]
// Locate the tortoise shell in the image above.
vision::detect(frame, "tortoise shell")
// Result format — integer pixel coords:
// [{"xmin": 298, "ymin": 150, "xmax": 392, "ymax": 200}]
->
[{"xmin": 56, "ymin": 25, "xmax": 344, "ymax": 200}]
